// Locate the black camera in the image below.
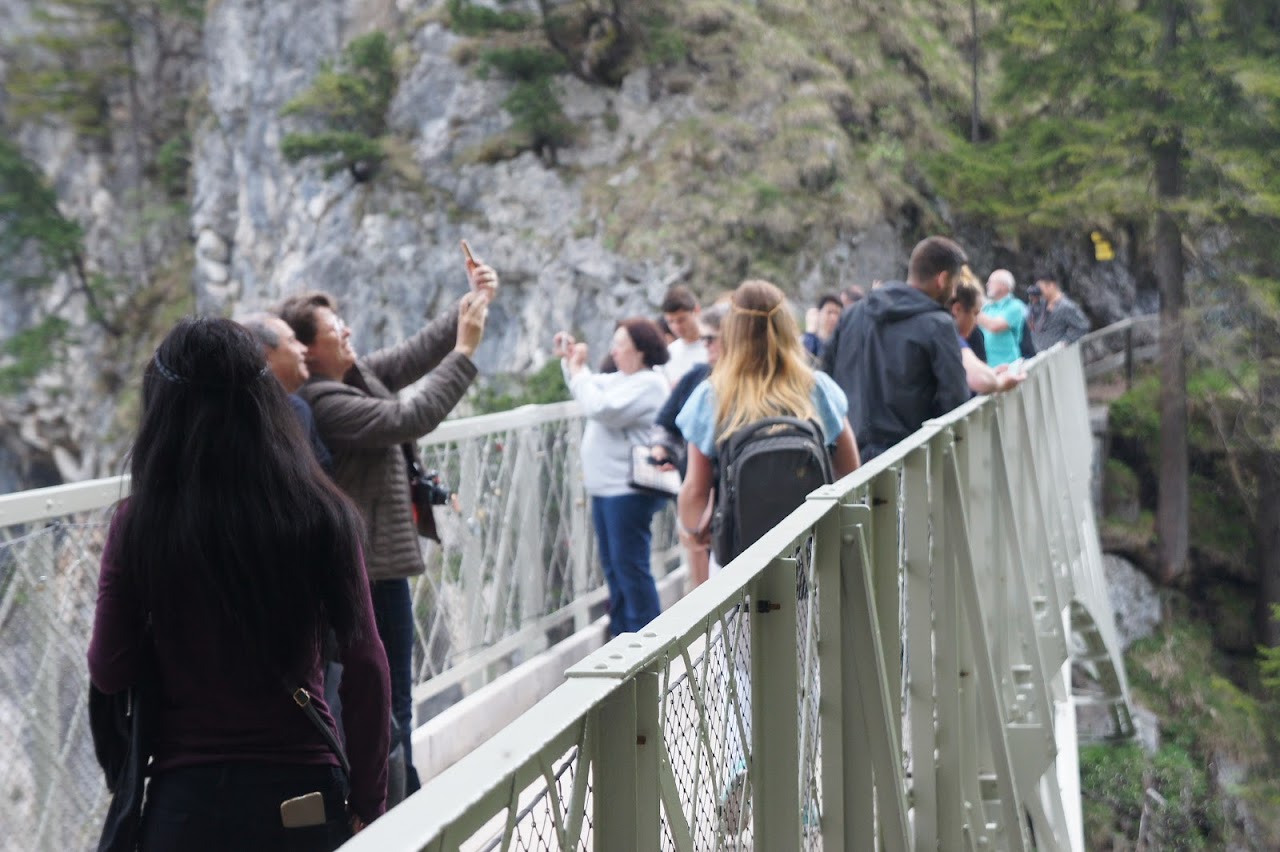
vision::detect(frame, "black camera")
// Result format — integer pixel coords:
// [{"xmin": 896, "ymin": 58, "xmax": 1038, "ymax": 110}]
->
[
  {"xmin": 410, "ymin": 461, "xmax": 452, "ymax": 507},
  {"xmin": 421, "ymin": 469, "xmax": 451, "ymax": 505}
]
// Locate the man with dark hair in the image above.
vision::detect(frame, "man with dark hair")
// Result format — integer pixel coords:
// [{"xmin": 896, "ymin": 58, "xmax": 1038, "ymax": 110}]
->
[
  {"xmin": 659, "ymin": 284, "xmax": 706, "ymax": 385},
  {"xmin": 1031, "ymin": 273, "xmax": 1091, "ymax": 349},
  {"xmin": 238, "ymin": 312, "xmax": 332, "ymax": 471},
  {"xmin": 822, "ymin": 236, "xmax": 970, "ymax": 462},
  {"xmin": 803, "ymin": 294, "xmax": 842, "ymax": 360}
]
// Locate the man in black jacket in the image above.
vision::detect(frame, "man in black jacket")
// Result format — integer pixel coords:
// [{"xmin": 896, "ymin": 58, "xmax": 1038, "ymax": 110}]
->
[{"xmin": 822, "ymin": 236, "xmax": 971, "ymax": 462}]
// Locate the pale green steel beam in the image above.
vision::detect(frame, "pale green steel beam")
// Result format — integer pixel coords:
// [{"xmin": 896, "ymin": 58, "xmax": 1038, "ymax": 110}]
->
[
  {"xmin": 943, "ymin": 443, "xmax": 1032, "ymax": 852},
  {"xmin": 814, "ymin": 495, "xmax": 852, "ymax": 850},
  {"xmin": 750, "ymin": 556, "xmax": 801, "ymax": 848},
  {"xmin": 844, "ymin": 503, "xmax": 912, "ymax": 852},
  {"xmin": 903, "ymin": 442, "xmax": 938, "ymax": 850}
]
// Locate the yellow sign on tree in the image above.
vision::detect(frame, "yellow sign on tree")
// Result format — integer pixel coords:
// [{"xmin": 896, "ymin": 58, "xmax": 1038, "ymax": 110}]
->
[{"xmin": 1091, "ymin": 231, "xmax": 1115, "ymax": 261}]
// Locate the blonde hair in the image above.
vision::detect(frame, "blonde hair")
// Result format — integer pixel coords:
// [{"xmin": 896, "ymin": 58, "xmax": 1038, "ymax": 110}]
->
[{"xmin": 710, "ymin": 280, "xmax": 816, "ymax": 441}]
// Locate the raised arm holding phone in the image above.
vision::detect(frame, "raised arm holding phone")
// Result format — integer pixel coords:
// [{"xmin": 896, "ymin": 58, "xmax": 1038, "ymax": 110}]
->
[{"xmin": 278, "ymin": 242, "xmax": 498, "ymax": 807}]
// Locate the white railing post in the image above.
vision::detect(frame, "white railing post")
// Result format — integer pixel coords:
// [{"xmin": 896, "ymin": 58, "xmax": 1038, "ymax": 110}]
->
[
  {"xmin": 933, "ymin": 432, "xmax": 967, "ymax": 852},
  {"xmin": 591, "ymin": 677, "xmax": 640, "ymax": 848},
  {"xmin": 816, "ymin": 493, "xmax": 851, "ymax": 850},
  {"xmin": 904, "ymin": 441, "xmax": 938, "ymax": 849},
  {"xmin": 750, "ymin": 555, "xmax": 800, "ymax": 848},
  {"xmin": 841, "ymin": 500, "xmax": 912, "ymax": 852}
]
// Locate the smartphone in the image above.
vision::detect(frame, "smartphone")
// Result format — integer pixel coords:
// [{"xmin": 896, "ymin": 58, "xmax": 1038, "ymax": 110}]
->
[
  {"xmin": 280, "ymin": 791, "xmax": 327, "ymax": 828},
  {"xmin": 460, "ymin": 239, "xmax": 478, "ymax": 271}
]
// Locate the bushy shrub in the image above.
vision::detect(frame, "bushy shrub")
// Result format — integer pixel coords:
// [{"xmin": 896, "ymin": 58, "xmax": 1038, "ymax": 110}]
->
[{"xmin": 280, "ymin": 32, "xmax": 396, "ymax": 180}]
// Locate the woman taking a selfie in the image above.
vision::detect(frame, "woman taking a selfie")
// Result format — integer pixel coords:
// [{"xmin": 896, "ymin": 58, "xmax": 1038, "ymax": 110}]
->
[{"xmin": 88, "ymin": 318, "xmax": 390, "ymax": 850}]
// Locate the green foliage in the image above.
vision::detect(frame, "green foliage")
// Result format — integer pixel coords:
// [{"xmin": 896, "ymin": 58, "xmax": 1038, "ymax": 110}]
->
[
  {"xmin": 1263, "ymin": 605, "xmax": 1280, "ymax": 694},
  {"xmin": 476, "ymin": 46, "xmax": 574, "ymax": 159},
  {"xmin": 638, "ymin": 8, "xmax": 686, "ymax": 66},
  {"xmin": 0, "ymin": 136, "xmax": 85, "ymax": 288},
  {"xmin": 280, "ymin": 32, "xmax": 397, "ymax": 180},
  {"xmin": 479, "ymin": 45, "xmax": 567, "ymax": 81},
  {"xmin": 0, "ymin": 316, "xmax": 71, "ymax": 394},
  {"xmin": 152, "ymin": 130, "xmax": 191, "ymax": 200},
  {"xmin": 1079, "ymin": 622, "xmax": 1280, "ymax": 848},
  {"xmin": 1104, "ymin": 459, "xmax": 1140, "ymax": 505},
  {"xmin": 1081, "ymin": 741, "xmax": 1224, "ymax": 849},
  {"xmin": 5, "ymin": 0, "xmax": 201, "ymax": 137},
  {"xmin": 471, "ymin": 359, "xmax": 571, "ymax": 415},
  {"xmin": 445, "ymin": 0, "xmax": 532, "ymax": 36},
  {"xmin": 1128, "ymin": 624, "xmax": 1268, "ymax": 766},
  {"xmin": 280, "ymin": 132, "xmax": 387, "ymax": 179}
]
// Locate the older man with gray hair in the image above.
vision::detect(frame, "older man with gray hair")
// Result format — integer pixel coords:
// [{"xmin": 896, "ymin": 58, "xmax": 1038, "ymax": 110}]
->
[
  {"xmin": 975, "ymin": 269, "xmax": 1028, "ymax": 367},
  {"xmin": 239, "ymin": 311, "xmax": 333, "ymax": 471}
]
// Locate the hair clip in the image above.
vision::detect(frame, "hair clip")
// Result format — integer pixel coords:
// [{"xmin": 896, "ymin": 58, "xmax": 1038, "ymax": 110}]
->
[{"xmin": 153, "ymin": 356, "xmax": 187, "ymax": 384}]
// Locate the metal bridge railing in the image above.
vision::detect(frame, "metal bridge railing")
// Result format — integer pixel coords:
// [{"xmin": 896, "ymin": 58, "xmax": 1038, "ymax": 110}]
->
[
  {"xmin": 1079, "ymin": 314, "xmax": 1160, "ymax": 387},
  {"xmin": 343, "ymin": 342, "xmax": 1133, "ymax": 852},
  {"xmin": 0, "ymin": 400, "xmax": 678, "ymax": 851}
]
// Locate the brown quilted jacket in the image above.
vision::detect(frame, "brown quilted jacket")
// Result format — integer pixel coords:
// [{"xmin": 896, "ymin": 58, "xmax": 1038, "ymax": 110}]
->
[{"xmin": 298, "ymin": 303, "xmax": 477, "ymax": 582}]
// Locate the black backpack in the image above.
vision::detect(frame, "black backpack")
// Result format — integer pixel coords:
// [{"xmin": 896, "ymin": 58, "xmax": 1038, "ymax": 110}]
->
[{"xmin": 711, "ymin": 417, "xmax": 834, "ymax": 564}]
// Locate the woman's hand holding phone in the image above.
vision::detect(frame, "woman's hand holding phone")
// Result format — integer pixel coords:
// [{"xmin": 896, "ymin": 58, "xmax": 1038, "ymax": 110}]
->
[
  {"xmin": 461, "ymin": 240, "xmax": 498, "ymax": 299},
  {"xmin": 552, "ymin": 331, "xmax": 575, "ymax": 358}
]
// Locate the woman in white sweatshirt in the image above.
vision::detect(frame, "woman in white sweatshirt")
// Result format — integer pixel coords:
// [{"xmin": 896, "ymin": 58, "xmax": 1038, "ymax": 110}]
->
[{"xmin": 556, "ymin": 318, "xmax": 671, "ymax": 636}]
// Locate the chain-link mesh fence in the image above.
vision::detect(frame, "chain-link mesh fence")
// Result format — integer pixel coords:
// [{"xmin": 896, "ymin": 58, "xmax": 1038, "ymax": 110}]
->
[
  {"xmin": 414, "ymin": 410, "xmax": 678, "ymax": 700},
  {"xmin": 472, "ymin": 744, "xmax": 591, "ymax": 852},
  {"xmin": 795, "ymin": 533, "xmax": 823, "ymax": 850},
  {"xmin": 0, "ymin": 511, "xmax": 117, "ymax": 852},
  {"xmin": 0, "ymin": 403, "xmax": 677, "ymax": 851},
  {"xmin": 659, "ymin": 590, "xmax": 754, "ymax": 850}
]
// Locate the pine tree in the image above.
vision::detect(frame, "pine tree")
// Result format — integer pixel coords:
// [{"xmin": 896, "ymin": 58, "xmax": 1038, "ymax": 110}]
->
[{"xmin": 932, "ymin": 0, "xmax": 1280, "ymax": 602}]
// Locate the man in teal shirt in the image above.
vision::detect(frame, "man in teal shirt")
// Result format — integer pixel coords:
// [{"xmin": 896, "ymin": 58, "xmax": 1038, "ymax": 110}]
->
[{"xmin": 977, "ymin": 269, "xmax": 1027, "ymax": 366}]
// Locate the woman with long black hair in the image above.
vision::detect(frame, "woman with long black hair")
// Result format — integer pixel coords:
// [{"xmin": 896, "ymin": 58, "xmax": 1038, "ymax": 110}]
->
[{"xmin": 88, "ymin": 317, "xmax": 390, "ymax": 850}]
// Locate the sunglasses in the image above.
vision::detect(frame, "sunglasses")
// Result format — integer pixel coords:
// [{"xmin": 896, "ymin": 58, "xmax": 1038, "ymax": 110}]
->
[{"xmin": 700, "ymin": 334, "xmax": 720, "ymax": 344}]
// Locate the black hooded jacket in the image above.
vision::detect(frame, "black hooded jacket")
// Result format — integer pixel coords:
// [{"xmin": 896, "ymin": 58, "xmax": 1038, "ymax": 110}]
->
[{"xmin": 821, "ymin": 283, "xmax": 969, "ymax": 456}]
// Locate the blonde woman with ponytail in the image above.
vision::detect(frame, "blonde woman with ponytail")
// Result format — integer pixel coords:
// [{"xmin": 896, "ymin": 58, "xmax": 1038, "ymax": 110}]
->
[{"xmin": 675, "ymin": 280, "xmax": 859, "ymax": 563}]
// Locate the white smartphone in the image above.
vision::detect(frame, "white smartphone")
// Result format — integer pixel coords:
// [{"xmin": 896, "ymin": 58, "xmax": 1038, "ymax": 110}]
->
[{"xmin": 280, "ymin": 791, "xmax": 327, "ymax": 828}]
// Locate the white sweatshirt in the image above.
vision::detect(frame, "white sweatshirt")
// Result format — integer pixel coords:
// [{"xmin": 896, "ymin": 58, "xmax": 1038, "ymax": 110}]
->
[{"xmin": 565, "ymin": 365, "xmax": 670, "ymax": 496}]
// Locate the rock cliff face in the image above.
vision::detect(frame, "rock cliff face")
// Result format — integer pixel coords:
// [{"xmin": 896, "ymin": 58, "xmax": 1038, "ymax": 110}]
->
[
  {"xmin": 192, "ymin": 0, "xmax": 695, "ymax": 375},
  {"xmin": 0, "ymin": 0, "xmax": 1148, "ymax": 487},
  {"xmin": 188, "ymin": 0, "xmax": 915, "ymax": 379}
]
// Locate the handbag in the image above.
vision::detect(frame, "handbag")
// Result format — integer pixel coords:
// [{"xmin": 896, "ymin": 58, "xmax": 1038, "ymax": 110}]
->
[
  {"xmin": 90, "ymin": 650, "xmax": 154, "ymax": 852},
  {"xmin": 628, "ymin": 444, "xmax": 682, "ymax": 498},
  {"xmin": 402, "ymin": 443, "xmax": 442, "ymax": 542}
]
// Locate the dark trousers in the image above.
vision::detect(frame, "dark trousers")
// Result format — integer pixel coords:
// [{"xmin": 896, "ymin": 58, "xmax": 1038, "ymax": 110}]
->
[
  {"xmin": 140, "ymin": 763, "xmax": 350, "ymax": 851},
  {"xmin": 591, "ymin": 493, "xmax": 663, "ymax": 636},
  {"xmin": 371, "ymin": 578, "xmax": 421, "ymax": 796}
]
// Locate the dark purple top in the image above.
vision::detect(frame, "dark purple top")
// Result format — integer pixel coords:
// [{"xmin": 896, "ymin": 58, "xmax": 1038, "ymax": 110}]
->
[{"xmin": 87, "ymin": 510, "xmax": 391, "ymax": 821}]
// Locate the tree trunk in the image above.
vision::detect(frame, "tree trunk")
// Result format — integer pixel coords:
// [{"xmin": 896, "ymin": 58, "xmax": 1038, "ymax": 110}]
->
[
  {"xmin": 1153, "ymin": 161, "xmax": 1188, "ymax": 583},
  {"xmin": 970, "ymin": 0, "xmax": 980, "ymax": 142},
  {"xmin": 1153, "ymin": 1, "xmax": 1189, "ymax": 584},
  {"xmin": 1256, "ymin": 342, "xmax": 1280, "ymax": 646}
]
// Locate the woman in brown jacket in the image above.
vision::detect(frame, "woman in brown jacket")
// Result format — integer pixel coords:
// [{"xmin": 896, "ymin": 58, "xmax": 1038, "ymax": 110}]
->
[{"xmin": 279, "ymin": 262, "xmax": 496, "ymax": 798}]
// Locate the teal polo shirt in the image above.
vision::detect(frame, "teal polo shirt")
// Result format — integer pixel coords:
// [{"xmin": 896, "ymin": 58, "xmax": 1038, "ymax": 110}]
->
[{"xmin": 980, "ymin": 296, "xmax": 1027, "ymax": 366}]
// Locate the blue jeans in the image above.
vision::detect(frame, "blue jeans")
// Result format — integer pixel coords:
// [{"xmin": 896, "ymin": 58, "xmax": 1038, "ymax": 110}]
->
[
  {"xmin": 140, "ymin": 763, "xmax": 350, "ymax": 851},
  {"xmin": 592, "ymin": 493, "xmax": 663, "ymax": 636},
  {"xmin": 371, "ymin": 578, "xmax": 420, "ymax": 796}
]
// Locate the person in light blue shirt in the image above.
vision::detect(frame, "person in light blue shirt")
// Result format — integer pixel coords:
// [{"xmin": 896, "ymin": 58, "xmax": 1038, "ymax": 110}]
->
[
  {"xmin": 977, "ymin": 269, "xmax": 1027, "ymax": 366},
  {"xmin": 674, "ymin": 280, "xmax": 859, "ymax": 566}
]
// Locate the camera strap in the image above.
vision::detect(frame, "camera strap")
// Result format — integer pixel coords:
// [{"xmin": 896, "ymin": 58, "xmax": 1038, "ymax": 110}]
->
[
  {"xmin": 289, "ymin": 684, "xmax": 351, "ymax": 780},
  {"xmin": 400, "ymin": 443, "xmax": 421, "ymax": 482}
]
